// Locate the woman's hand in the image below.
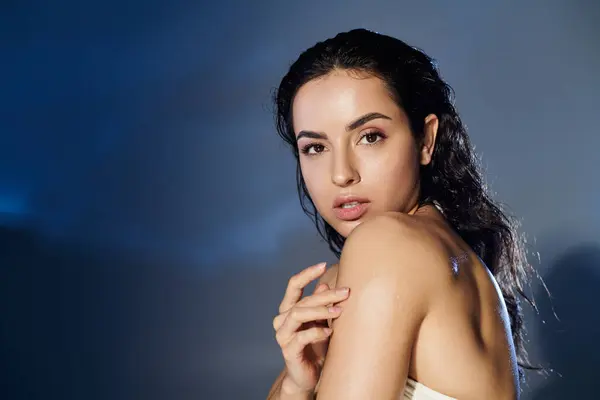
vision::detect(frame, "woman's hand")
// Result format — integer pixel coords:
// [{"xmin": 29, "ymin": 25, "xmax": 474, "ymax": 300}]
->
[{"xmin": 272, "ymin": 262, "xmax": 350, "ymax": 396}]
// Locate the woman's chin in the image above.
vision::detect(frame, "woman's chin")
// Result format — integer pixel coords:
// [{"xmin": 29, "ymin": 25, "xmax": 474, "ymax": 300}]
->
[{"xmin": 332, "ymin": 219, "xmax": 364, "ymax": 238}]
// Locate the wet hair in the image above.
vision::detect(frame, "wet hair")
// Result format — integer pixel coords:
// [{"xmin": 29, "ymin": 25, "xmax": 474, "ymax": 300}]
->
[{"xmin": 273, "ymin": 28, "xmax": 541, "ymax": 381}]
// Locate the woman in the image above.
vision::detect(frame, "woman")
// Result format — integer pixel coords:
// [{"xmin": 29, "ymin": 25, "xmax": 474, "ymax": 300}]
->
[{"xmin": 267, "ymin": 28, "xmax": 537, "ymax": 399}]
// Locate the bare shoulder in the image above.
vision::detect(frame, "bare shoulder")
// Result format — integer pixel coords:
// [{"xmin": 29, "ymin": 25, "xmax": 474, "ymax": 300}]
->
[
  {"xmin": 347, "ymin": 212, "xmax": 440, "ymax": 249},
  {"xmin": 340, "ymin": 213, "xmax": 458, "ymax": 290}
]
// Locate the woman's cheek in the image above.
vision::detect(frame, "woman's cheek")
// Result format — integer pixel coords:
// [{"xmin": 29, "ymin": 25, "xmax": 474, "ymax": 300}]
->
[
  {"xmin": 307, "ymin": 177, "xmax": 332, "ymax": 216},
  {"xmin": 302, "ymin": 167, "xmax": 324, "ymax": 197}
]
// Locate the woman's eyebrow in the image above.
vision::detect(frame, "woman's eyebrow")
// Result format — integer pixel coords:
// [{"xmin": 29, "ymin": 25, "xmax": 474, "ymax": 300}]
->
[
  {"xmin": 296, "ymin": 112, "xmax": 392, "ymax": 141},
  {"xmin": 346, "ymin": 112, "xmax": 391, "ymax": 131}
]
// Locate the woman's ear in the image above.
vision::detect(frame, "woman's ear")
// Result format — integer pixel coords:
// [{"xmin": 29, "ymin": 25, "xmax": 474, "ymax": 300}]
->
[{"xmin": 420, "ymin": 114, "xmax": 439, "ymax": 166}]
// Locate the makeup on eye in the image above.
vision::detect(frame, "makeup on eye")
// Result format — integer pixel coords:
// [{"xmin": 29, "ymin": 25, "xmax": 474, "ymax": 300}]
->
[{"xmin": 298, "ymin": 130, "xmax": 387, "ymax": 156}]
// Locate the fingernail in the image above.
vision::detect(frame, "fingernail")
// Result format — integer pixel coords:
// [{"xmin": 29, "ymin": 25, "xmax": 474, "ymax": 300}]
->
[
  {"xmin": 336, "ymin": 287, "xmax": 349, "ymax": 294},
  {"xmin": 328, "ymin": 306, "xmax": 342, "ymax": 313},
  {"xmin": 314, "ymin": 262, "xmax": 326, "ymax": 270}
]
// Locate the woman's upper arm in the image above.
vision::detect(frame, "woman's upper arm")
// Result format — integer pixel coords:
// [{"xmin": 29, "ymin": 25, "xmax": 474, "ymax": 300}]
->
[{"xmin": 315, "ymin": 216, "xmax": 441, "ymax": 400}]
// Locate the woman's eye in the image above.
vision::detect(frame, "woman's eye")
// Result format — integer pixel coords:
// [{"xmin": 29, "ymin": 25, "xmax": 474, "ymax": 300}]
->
[
  {"xmin": 301, "ymin": 133, "xmax": 383, "ymax": 156},
  {"xmin": 301, "ymin": 143, "xmax": 325, "ymax": 155},
  {"xmin": 359, "ymin": 132, "xmax": 384, "ymax": 145}
]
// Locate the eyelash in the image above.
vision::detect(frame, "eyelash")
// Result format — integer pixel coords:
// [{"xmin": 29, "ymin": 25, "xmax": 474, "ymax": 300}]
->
[{"xmin": 299, "ymin": 131, "xmax": 387, "ymax": 156}]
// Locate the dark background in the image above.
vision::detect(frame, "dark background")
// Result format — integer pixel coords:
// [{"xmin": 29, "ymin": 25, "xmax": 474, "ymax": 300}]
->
[{"xmin": 1, "ymin": 1, "xmax": 599, "ymax": 398}]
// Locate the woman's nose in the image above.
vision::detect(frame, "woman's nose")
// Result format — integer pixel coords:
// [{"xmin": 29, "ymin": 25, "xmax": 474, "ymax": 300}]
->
[{"xmin": 331, "ymin": 153, "xmax": 360, "ymax": 187}]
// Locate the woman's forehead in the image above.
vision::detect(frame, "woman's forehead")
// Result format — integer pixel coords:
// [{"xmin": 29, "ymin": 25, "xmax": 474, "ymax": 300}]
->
[{"xmin": 292, "ymin": 72, "xmax": 398, "ymax": 130}]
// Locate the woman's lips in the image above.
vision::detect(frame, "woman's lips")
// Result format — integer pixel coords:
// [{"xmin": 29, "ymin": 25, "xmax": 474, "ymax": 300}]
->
[{"xmin": 332, "ymin": 202, "xmax": 370, "ymax": 221}]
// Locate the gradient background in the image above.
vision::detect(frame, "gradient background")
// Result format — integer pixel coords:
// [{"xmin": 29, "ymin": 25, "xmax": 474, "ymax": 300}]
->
[{"xmin": 1, "ymin": 1, "xmax": 599, "ymax": 399}]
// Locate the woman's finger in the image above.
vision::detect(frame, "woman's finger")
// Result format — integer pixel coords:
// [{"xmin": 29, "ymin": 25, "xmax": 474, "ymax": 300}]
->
[
  {"xmin": 275, "ymin": 305, "xmax": 342, "ymax": 346},
  {"xmin": 273, "ymin": 286, "xmax": 349, "ymax": 331},
  {"xmin": 313, "ymin": 282, "xmax": 330, "ymax": 294},
  {"xmin": 281, "ymin": 326, "xmax": 333, "ymax": 361},
  {"xmin": 273, "ymin": 282, "xmax": 329, "ymax": 331},
  {"xmin": 298, "ymin": 286, "xmax": 350, "ymax": 308},
  {"xmin": 278, "ymin": 262, "xmax": 327, "ymax": 314}
]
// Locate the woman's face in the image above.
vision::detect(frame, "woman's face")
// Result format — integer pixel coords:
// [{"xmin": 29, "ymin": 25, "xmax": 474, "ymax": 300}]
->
[{"xmin": 292, "ymin": 69, "xmax": 438, "ymax": 238}]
